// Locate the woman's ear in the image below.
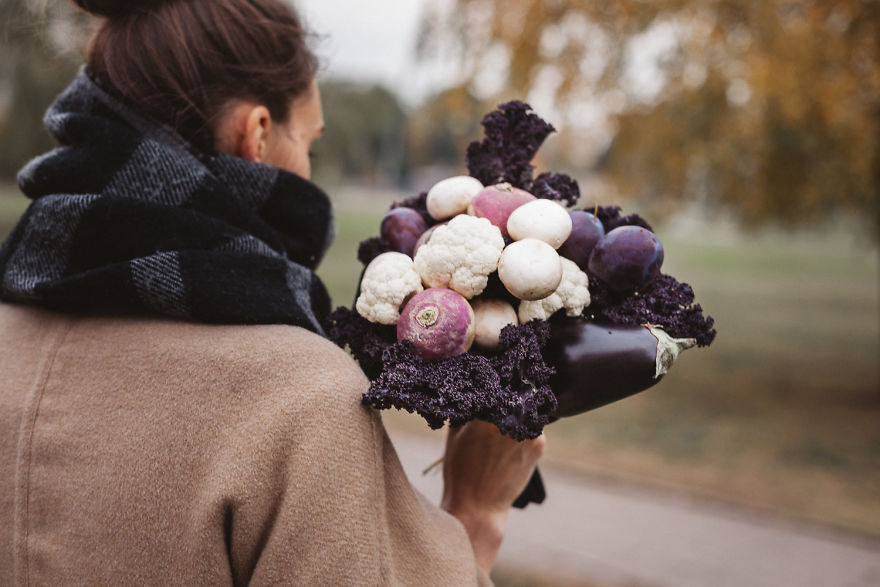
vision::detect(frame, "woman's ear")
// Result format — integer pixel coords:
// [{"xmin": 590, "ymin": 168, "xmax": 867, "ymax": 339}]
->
[
  {"xmin": 214, "ymin": 102, "xmax": 272, "ymax": 162},
  {"xmin": 241, "ymin": 105, "xmax": 272, "ymax": 162}
]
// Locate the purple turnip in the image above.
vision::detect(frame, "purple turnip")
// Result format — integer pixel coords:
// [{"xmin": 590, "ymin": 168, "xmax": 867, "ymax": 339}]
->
[
  {"xmin": 397, "ymin": 288, "xmax": 476, "ymax": 361},
  {"xmin": 544, "ymin": 317, "xmax": 695, "ymax": 417},
  {"xmin": 467, "ymin": 183, "xmax": 536, "ymax": 238}
]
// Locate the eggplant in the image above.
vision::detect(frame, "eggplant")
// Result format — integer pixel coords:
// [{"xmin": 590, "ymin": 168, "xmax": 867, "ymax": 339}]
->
[
  {"xmin": 545, "ymin": 317, "xmax": 696, "ymax": 418},
  {"xmin": 514, "ymin": 318, "xmax": 696, "ymax": 509}
]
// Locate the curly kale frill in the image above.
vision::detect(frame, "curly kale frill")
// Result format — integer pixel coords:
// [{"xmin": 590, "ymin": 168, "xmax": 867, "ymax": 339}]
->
[
  {"xmin": 466, "ymin": 101, "xmax": 555, "ymax": 189},
  {"xmin": 491, "ymin": 320, "xmax": 558, "ymax": 438},
  {"xmin": 586, "ymin": 273, "xmax": 717, "ymax": 347},
  {"xmin": 530, "ymin": 172, "xmax": 580, "ymax": 207},
  {"xmin": 357, "ymin": 237, "xmax": 393, "ymax": 266},
  {"xmin": 467, "ymin": 101, "xmax": 580, "ymax": 206},
  {"xmin": 595, "ymin": 205, "xmax": 654, "ymax": 233},
  {"xmin": 324, "ymin": 307, "xmax": 396, "ymax": 379},
  {"xmin": 361, "ymin": 320, "xmax": 557, "ymax": 440}
]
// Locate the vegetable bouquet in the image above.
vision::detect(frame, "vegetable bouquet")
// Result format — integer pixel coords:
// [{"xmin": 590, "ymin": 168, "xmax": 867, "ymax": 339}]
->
[{"xmin": 325, "ymin": 101, "xmax": 716, "ymax": 443}]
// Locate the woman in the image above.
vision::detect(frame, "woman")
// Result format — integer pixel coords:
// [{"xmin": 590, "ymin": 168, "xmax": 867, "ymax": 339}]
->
[{"xmin": 0, "ymin": 0, "xmax": 544, "ymax": 584}]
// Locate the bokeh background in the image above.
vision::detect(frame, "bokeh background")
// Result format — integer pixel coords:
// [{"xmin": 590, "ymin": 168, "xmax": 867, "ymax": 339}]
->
[{"xmin": 1, "ymin": 0, "xmax": 878, "ymax": 585}]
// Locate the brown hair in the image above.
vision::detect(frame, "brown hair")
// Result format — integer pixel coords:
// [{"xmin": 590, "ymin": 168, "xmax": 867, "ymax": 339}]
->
[{"xmin": 74, "ymin": 0, "xmax": 318, "ymax": 150}]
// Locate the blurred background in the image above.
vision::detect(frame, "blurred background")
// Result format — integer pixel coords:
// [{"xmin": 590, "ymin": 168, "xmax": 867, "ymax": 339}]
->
[{"xmin": 1, "ymin": 0, "xmax": 878, "ymax": 585}]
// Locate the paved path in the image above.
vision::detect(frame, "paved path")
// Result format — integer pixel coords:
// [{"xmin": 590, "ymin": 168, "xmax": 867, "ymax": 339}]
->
[{"xmin": 386, "ymin": 428, "xmax": 880, "ymax": 587}]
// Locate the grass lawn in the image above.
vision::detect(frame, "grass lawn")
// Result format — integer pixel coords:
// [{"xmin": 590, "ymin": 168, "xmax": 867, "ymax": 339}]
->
[{"xmin": 2, "ymin": 182, "xmax": 878, "ymax": 539}]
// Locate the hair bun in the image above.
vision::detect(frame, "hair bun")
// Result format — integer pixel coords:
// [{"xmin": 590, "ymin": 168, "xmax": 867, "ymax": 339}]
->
[{"xmin": 73, "ymin": 0, "xmax": 165, "ymax": 18}]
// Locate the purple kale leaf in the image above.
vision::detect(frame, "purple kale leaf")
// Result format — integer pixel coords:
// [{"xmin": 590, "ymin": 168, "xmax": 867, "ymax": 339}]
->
[
  {"xmin": 528, "ymin": 172, "xmax": 580, "ymax": 207},
  {"xmin": 585, "ymin": 273, "xmax": 717, "ymax": 347},
  {"xmin": 357, "ymin": 237, "xmax": 394, "ymax": 266},
  {"xmin": 490, "ymin": 320, "xmax": 558, "ymax": 439},
  {"xmin": 324, "ymin": 306, "xmax": 396, "ymax": 378},
  {"xmin": 364, "ymin": 343, "xmax": 505, "ymax": 430},
  {"xmin": 466, "ymin": 101, "xmax": 555, "ymax": 189},
  {"xmin": 362, "ymin": 320, "xmax": 556, "ymax": 440},
  {"xmin": 595, "ymin": 205, "xmax": 654, "ymax": 233}
]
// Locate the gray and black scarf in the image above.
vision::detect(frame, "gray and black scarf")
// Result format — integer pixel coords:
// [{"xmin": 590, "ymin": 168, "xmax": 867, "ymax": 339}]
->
[{"xmin": 0, "ymin": 68, "xmax": 333, "ymax": 334}]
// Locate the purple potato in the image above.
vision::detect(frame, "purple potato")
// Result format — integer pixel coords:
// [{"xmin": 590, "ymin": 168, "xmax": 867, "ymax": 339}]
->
[
  {"xmin": 558, "ymin": 209, "xmax": 605, "ymax": 270},
  {"xmin": 380, "ymin": 207, "xmax": 429, "ymax": 257},
  {"xmin": 588, "ymin": 226, "xmax": 664, "ymax": 293},
  {"xmin": 544, "ymin": 318, "xmax": 695, "ymax": 417}
]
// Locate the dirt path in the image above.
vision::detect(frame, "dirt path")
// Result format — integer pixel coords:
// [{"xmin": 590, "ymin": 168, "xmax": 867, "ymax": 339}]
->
[{"xmin": 386, "ymin": 428, "xmax": 880, "ymax": 586}]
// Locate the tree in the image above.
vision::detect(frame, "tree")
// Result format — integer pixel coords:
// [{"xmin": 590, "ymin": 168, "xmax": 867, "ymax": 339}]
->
[
  {"xmin": 406, "ymin": 85, "xmax": 484, "ymax": 170},
  {"xmin": 0, "ymin": 0, "xmax": 82, "ymax": 179},
  {"xmin": 313, "ymin": 80, "xmax": 409, "ymax": 187},
  {"xmin": 421, "ymin": 0, "xmax": 880, "ymax": 233}
]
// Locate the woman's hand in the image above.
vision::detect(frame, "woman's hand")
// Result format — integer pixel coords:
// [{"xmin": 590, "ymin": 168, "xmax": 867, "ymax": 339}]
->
[{"xmin": 440, "ymin": 420, "xmax": 546, "ymax": 573}]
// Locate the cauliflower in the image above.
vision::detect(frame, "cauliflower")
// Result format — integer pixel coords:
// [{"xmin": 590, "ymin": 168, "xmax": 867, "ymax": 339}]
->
[
  {"xmin": 518, "ymin": 257, "xmax": 590, "ymax": 322},
  {"xmin": 356, "ymin": 252, "xmax": 424, "ymax": 324},
  {"xmin": 413, "ymin": 215, "xmax": 504, "ymax": 299}
]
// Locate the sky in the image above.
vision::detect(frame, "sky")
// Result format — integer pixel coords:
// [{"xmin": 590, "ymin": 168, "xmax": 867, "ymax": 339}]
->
[{"xmin": 295, "ymin": 0, "xmax": 457, "ymax": 107}]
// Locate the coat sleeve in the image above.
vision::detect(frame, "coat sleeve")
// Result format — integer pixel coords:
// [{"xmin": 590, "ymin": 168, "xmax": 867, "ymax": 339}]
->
[{"xmin": 218, "ymin": 332, "xmax": 492, "ymax": 586}]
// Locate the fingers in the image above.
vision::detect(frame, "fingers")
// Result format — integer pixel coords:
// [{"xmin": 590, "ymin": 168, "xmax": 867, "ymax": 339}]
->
[
  {"xmin": 523, "ymin": 432, "xmax": 546, "ymax": 460},
  {"xmin": 442, "ymin": 420, "xmax": 547, "ymax": 514}
]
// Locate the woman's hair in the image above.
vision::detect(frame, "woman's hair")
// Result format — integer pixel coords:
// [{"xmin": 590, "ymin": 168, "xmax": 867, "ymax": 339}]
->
[{"xmin": 72, "ymin": 0, "xmax": 318, "ymax": 149}]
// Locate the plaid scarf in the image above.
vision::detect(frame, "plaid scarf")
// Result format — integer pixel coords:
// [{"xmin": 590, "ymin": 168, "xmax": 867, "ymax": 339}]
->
[{"xmin": 0, "ymin": 69, "xmax": 333, "ymax": 334}]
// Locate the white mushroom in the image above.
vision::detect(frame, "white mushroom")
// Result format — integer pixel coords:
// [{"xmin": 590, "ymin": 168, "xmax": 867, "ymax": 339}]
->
[
  {"xmin": 426, "ymin": 176, "xmax": 484, "ymax": 220},
  {"xmin": 497, "ymin": 238, "xmax": 563, "ymax": 301},
  {"xmin": 506, "ymin": 199, "xmax": 573, "ymax": 249},
  {"xmin": 471, "ymin": 299, "xmax": 518, "ymax": 349},
  {"xmin": 518, "ymin": 257, "xmax": 591, "ymax": 322}
]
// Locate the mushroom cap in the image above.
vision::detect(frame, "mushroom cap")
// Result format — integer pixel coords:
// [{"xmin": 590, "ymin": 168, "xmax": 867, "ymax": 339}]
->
[
  {"xmin": 507, "ymin": 199, "xmax": 573, "ymax": 249},
  {"xmin": 426, "ymin": 176, "xmax": 484, "ymax": 220},
  {"xmin": 497, "ymin": 238, "xmax": 563, "ymax": 301},
  {"xmin": 471, "ymin": 298, "xmax": 518, "ymax": 349}
]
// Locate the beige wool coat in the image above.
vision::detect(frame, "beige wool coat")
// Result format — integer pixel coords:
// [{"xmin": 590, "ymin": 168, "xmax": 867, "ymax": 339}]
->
[{"xmin": 0, "ymin": 304, "xmax": 491, "ymax": 585}]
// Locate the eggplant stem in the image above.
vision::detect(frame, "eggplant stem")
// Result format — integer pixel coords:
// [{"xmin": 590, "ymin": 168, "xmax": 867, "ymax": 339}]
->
[{"xmin": 644, "ymin": 324, "xmax": 697, "ymax": 379}]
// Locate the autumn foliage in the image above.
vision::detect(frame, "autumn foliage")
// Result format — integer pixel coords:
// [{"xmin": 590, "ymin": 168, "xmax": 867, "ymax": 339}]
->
[{"xmin": 421, "ymin": 0, "xmax": 880, "ymax": 233}]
